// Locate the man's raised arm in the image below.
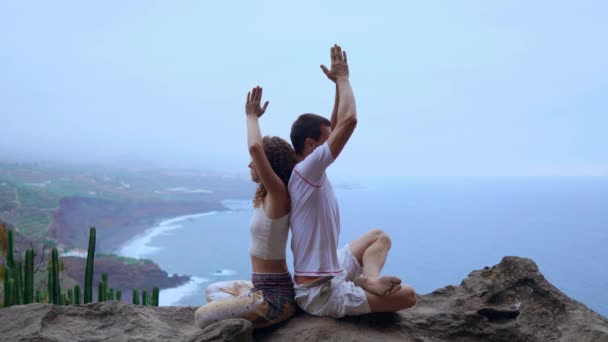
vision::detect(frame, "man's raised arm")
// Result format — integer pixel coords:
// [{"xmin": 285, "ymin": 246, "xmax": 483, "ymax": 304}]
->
[{"xmin": 321, "ymin": 44, "xmax": 357, "ymax": 159}]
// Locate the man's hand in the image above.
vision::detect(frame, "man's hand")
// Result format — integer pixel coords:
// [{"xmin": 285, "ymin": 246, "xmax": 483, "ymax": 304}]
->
[
  {"xmin": 245, "ymin": 86, "xmax": 269, "ymax": 118},
  {"xmin": 320, "ymin": 44, "xmax": 349, "ymax": 82}
]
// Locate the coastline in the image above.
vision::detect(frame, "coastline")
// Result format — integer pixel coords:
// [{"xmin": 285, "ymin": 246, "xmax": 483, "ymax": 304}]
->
[
  {"xmin": 114, "ymin": 199, "xmax": 251, "ymax": 306},
  {"xmin": 49, "ymin": 197, "xmax": 232, "ymax": 305},
  {"xmin": 116, "ymin": 211, "xmax": 220, "ymax": 259},
  {"xmin": 114, "ymin": 211, "xmax": 222, "ymax": 306}
]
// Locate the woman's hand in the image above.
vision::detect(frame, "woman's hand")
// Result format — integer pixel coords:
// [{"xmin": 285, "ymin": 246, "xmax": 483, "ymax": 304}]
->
[{"xmin": 245, "ymin": 86, "xmax": 269, "ymax": 118}]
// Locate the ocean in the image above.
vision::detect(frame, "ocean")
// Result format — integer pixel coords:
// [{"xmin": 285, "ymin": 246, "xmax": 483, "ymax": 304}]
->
[{"xmin": 117, "ymin": 177, "xmax": 608, "ymax": 317}]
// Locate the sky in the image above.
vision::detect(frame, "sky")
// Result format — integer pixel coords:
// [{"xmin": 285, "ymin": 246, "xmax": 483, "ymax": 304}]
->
[{"xmin": 0, "ymin": 1, "xmax": 606, "ymax": 179}]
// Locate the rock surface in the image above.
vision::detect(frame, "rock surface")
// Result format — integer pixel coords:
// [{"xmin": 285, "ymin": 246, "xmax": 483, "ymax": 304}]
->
[{"xmin": 1, "ymin": 257, "xmax": 606, "ymax": 342}]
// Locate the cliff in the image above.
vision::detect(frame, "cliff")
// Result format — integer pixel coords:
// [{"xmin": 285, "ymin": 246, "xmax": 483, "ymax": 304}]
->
[
  {"xmin": 61, "ymin": 255, "xmax": 189, "ymax": 303},
  {"xmin": 50, "ymin": 196, "xmax": 225, "ymax": 253},
  {"xmin": 1, "ymin": 257, "xmax": 606, "ymax": 342}
]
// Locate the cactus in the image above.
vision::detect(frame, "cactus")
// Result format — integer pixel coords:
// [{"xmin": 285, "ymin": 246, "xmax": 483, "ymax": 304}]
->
[
  {"xmin": 101, "ymin": 272, "xmax": 109, "ymax": 302},
  {"xmin": 102, "ymin": 272, "xmax": 108, "ymax": 301},
  {"xmin": 2, "ymin": 265, "xmax": 9, "ymax": 306},
  {"xmin": 15, "ymin": 261, "xmax": 24, "ymax": 305},
  {"xmin": 47, "ymin": 263, "xmax": 52, "ymax": 303},
  {"xmin": 142, "ymin": 289, "xmax": 148, "ymax": 306},
  {"xmin": 116, "ymin": 290, "xmax": 122, "ymax": 302},
  {"xmin": 51, "ymin": 248, "xmax": 60, "ymax": 304},
  {"xmin": 6, "ymin": 278, "xmax": 15, "ymax": 307},
  {"xmin": 4, "ymin": 229, "xmax": 15, "ymax": 307},
  {"xmin": 24, "ymin": 249, "xmax": 34, "ymax": 304},
  {"xmin": 35, "ymin": 289, "xmax": 41, "ymax": 303},
  {"xmin": 24, "ymin": 249, "xmax": 32, "ymax": 304},
  {"xmin": 108, "ymin": 288, "xmax": 114, "ymax": 301},
  {"xmin": 152, "ymin": 286, "xmax": 159, "ymax": 307},
  {"xmin": 6, "ymin": 229, "xmax": 14, "ymax": 268},
  {"xmin": 67, "ymin": 289, "xmax": 73, "ymax": 305},
  {"xmin": 98, "ymin": 282, "xmax": 103, "ymax": 302},
  {"xmin": 74, "ymin": 285, "xmax": 81, "ymax": 304},
  {"xmin": 132, "ymin": 289, "xmax": 139, "ymax": 305},
  {"xmin": 84, "ymin": 227, "xmax": 96, "ymax": 304}
]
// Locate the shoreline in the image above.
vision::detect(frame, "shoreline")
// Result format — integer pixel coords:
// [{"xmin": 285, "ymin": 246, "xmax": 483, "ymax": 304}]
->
[
  {"xmin": 116, "ymin": 211, "xmax": 221, "ymax": 259},
  {"xmin": 115, "ymin": 211, "xmax": 221, "ymax": 306},
  {"xmin": 114, "ymin": 199, "xmax": 251, "ymax": 306}
]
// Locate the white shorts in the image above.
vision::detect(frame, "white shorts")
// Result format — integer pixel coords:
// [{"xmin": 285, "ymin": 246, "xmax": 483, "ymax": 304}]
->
[{"xmin": 294, "ymin": 244, "xmax": 371, "ymax": 318}]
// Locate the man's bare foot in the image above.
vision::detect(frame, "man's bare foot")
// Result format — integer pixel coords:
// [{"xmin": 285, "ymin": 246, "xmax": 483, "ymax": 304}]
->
[{"xmin": 356, "ymin": 276, "xmax": 402, "ymax": 296}]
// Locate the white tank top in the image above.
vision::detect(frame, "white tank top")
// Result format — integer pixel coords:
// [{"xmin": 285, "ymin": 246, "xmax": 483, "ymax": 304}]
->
[{"xmin": 248, "ymin": 206, "xmax": 290, "ymax": 260}]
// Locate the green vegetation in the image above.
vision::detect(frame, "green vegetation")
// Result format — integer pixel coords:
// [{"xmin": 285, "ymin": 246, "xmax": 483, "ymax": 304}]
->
[
  {"xmin": 24, "ymin": 249, "xmax": 34, "ymax": 304},
  {"xmin": 16, "ymin": 186, "xmax": 58, "ymax": 209},
  {"xmin": 74, "ymin": 285, "xmax": 81, "ymax": 304},
  {"xmin": 1, "ymin": 181, "xmax": 55, "ymax": 239},
  {"xmin": 50, "ymin": 248, "xmax": 60, "ymax": 304},
  {"xmin": 84, "ymin": 227, "xmax": 95, "ymax": 304},
  {"xmin": 0, "ymin": 227, "xmax": 160, "ymax": 308},
  {"xmin": 152, "ymin": 286, "xmax": 159, "ymax": 307},
  {"xmin": 141, "ymin": 289, "xmax": 148, "ymax": 306},
  {"xmin": 132, "ymin": 288, "xmax": 139, "ymax": 305},
  {"xmin": 97, "ymin": 254, "xmax": 154, "ymax": 266},
  {"xmin": 16, "ymin": 211, "xmax": 51, "ymax": 237}
]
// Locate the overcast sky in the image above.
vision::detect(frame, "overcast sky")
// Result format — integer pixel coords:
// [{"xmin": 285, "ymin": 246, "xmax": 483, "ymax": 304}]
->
[{"xmin": 1, "ymin": 1, "xmax": 606, "ymax": 179}]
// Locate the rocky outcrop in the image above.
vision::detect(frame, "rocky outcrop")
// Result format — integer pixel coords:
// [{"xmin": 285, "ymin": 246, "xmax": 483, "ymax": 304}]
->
[
  {"xmin": 1, "ymin": 257, "xmax": 606, "ymax": 342},
  {"xmin": 0, "ymin": 303, "xmax": 252, "ymax": 342},
  {"xmin": 255, "ymin": 256, "xmax": 608, "ymax": 341},
  {"xmin": 61, "ymin": 255, "xmax": 189, "ymax": 303}
]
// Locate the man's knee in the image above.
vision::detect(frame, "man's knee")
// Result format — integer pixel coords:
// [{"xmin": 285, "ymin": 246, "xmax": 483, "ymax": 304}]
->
[{"xmin": 368, "ymin": 228, "xmax": 391, "ymax": 249}]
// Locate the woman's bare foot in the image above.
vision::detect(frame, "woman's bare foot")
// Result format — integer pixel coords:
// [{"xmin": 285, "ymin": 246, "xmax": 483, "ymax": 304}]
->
[{"xmin": 356, "ymin": 276, "xmax": 402, "ymax": 296}]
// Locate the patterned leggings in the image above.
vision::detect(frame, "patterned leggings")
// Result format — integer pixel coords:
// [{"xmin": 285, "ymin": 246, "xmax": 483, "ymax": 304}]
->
[{"xmin": 194, "ymin": 272, "xmax": 297, "ymax": 329}]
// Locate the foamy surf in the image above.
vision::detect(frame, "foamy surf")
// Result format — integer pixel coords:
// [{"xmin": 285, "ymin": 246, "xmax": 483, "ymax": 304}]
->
[
  {"xmin": 159, "ymin": 276, "xmax": 209, "ymax": 306},
  {"xmin": 117, "ymin": 211, "xmax": 219, "ymax": 259},
  {"xmin": 61, "ymin": 249, "xmax": 88, "ymax": 258},
  {"xmin": 210, "ymin": 269, "xmax": 238, "ymax": 276}
]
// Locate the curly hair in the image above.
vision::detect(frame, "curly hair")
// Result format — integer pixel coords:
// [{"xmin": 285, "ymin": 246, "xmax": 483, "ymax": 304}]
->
[{"xmin": 253, "ymin": 136, "xmax": 297, "ymax": 208}]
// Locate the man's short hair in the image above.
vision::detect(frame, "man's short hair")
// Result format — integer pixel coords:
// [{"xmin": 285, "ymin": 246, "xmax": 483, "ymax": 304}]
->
[{"xmin": 290, "ymin": 113, "xmax": 331, "ymax": 155}]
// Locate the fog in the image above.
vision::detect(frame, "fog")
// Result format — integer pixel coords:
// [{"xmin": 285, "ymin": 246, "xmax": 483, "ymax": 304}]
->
[{"xmin": 1, "ymin": 1, "xmax": 607, "ymax": 180}]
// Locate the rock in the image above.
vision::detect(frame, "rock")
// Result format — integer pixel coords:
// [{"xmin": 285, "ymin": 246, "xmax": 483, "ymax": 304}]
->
[
  {"xmin": 187, "ymin": 319, "xmax": 252, "ymax": 342},
  {"xmin": 254, "ymin": 256, "xmax": 608, "ymax": 342},
  {"xmin": 0, "ymin": 302, "xmax": 197, "ymax": 342},
  {"xmin": 1, "ymin": 257, "xmax": 606, "ymax": 342},
  {"xmin": 61, "ymin": 255, "xmax": 190, "ymax": 303}
]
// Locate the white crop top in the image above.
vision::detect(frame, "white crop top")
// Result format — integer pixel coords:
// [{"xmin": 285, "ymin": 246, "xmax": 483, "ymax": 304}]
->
[{"xmin": 249, "ymin": 206, "xmax": 290, "ymax": 260}]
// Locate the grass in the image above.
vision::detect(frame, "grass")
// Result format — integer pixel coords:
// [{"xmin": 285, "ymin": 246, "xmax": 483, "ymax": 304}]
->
[
  {"xmin": 97, "ymin": 254, "xmax": 153, "ymax": 266},
  {"xmin": 17, "ymin": 212, "xmax": 52, "ymax": 237},
  {"xmin": 16, "ymin": 186, "xmax": 58, "ymax": 209}
]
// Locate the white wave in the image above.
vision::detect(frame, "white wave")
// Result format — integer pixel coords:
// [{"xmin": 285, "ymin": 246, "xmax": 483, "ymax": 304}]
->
[
  {"xmin": 117, "ymin": 211, "xmax": 219, "ymax": 259},
  {"xmin": 166, "ymin": 187, "xmax": 213, "ymax": 194},
  {"xmin": 210, "ymin": 269, "xmax": 238, "ymax": 276},
  {"xmin": 61, "ymin": 250, "xmax": 88, "ymax": 258},
  {"xmin": 159, "ymin": 276, "xmax": 209, "ymax": 306},
  {"xmin": 220, "ymin": 199, "xmax": 252, "ymax": 211}
]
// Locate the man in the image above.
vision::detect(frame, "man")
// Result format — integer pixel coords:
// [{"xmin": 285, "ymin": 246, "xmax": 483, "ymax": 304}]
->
[{"xmin": 288, "ymin": 44, "xmax": 416, "ymax": 318}]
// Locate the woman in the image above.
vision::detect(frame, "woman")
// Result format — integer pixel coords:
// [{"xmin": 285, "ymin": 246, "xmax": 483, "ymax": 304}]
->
[{"xmin": 195, "ymin": 86, "xmax": 297, "ymax": 329}]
